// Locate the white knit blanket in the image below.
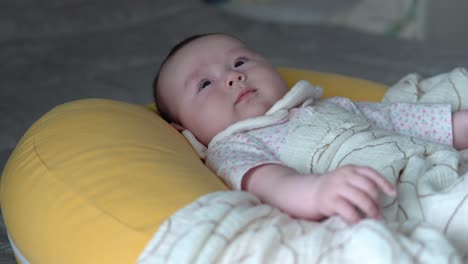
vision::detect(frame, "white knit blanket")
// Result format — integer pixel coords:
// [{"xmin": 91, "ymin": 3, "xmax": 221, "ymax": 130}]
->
[{"xmin": 138, "ymin": 68, "xmax": 468, "ymax": 264}]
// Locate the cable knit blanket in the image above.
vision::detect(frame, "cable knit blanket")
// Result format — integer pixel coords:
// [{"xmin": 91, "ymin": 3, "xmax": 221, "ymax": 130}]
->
[{"xmin": 138, "ymin": 68, "xmax": 468, "ymax": 264}]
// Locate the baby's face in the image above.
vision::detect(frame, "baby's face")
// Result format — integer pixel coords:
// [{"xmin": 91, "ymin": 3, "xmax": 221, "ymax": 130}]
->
[{"xmin": 158, "ymin": 34, "xmax": 289, "ymax": 146}]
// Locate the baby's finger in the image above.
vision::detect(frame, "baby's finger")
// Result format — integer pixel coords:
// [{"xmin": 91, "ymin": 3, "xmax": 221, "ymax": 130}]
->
[
  {"xmin": 355, "ymin": 166, "xmax": 396, "ymax": 196},
  {"xmin": 341, "ymin": 185, "xmax": 381, "ymax": 219},
  {"xmin": 333, "ymin": 198, "xmax": 362, "ymax": 224},
  {"xmin": 347, "ymin": 175, "xmax": 380, "ymax": 202}
]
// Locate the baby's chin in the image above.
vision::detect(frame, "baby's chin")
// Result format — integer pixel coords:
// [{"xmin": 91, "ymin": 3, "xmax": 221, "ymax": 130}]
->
[{"xmin": 239, "ymin": 104, "xmax": 271, "ymax": 120}]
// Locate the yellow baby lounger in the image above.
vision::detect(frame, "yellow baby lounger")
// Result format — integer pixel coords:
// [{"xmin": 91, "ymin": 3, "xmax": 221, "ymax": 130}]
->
[{"xmin": 0, "ymin": 68, "xmax": 387, "ymax": 263}]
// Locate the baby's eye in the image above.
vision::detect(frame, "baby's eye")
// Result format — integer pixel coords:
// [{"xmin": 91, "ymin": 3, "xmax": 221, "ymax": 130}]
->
[
  {"xmin": 234, "ymin": 58, "xmax": 248, "ymax": 68},
  {"xmin": 199, "ymin": 80, "xmax": 212, "ymax": 90}
]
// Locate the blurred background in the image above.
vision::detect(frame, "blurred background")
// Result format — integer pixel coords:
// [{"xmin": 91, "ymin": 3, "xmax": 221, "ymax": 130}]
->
[
  {"xmin": 0, "ymin": 0, "xmax": 467, "ymax": 263},
  {"xmin": 207, "ymin": 0, "xmax": 468, "ymax": 48}
]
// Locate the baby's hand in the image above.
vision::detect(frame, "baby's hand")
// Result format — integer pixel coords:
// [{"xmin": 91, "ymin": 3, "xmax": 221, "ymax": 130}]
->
[
  {"xmin": 311, "ymin": 165, "xmax": 396, "ymax": 223},
  {"xmin": 452, "ymin": 110, "xmax": 468, "ymax": 150}
]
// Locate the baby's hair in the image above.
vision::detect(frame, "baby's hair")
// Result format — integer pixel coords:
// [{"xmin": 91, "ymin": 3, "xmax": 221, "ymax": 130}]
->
[
  {"xmin": 153, "ymin": 33, "xmax": 243, "ymax": 123},
  {"xmin": 153, "ymin": 34, "xmax": 210, "ymax": 123}
]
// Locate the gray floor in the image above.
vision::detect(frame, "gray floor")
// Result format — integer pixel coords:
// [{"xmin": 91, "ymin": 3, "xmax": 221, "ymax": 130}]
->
[{"xmin": 1, "ymin": 0, "xmax": 468, "ymax": 263}]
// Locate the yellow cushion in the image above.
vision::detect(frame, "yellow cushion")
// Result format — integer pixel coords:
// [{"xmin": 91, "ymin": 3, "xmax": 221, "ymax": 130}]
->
[{"xmin": 0, "ymin": 69, "xmax": 387, "ymax": 264}]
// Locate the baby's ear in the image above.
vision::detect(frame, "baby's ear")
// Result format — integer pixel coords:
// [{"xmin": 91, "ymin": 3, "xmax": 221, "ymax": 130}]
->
[{"xmin": 170, "ymin": 122, "xmax": 185, "ymax": 132}]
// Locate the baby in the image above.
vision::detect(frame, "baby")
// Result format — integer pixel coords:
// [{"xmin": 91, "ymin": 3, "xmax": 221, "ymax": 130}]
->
[{"xmin": 153, "ymin": 33, "xmax": 468, "ymax": 224}]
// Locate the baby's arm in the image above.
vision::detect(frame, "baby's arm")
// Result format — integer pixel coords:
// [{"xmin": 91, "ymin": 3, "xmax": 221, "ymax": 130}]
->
[
  {"xmin": 242, "ymin": 164, "xmax": 396, "ymax": 223},
  {"xmin": 452, "ymin": 110, "xmax": 468, "ymax": 150}
]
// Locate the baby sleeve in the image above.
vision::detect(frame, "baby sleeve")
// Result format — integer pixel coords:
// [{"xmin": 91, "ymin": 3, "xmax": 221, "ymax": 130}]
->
[
  {"xmin": 205, "ymin": 133, "xmax": 283, "ymax": 190},
  {"xmin": 356, "ymin": 101, "xmax": 453, "ymax": 145},
  {"xmin": 323, "ymin": 97, "xmax": 453, "ymax": 145}
]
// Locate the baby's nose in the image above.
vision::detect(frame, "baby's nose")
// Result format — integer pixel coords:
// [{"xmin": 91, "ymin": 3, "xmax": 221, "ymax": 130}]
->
[{"xmin": 228, "ymin": 73, "xmax": 245, "ymax": 87}]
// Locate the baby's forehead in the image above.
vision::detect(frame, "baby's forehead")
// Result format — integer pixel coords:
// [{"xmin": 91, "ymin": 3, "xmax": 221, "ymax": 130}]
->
[
  {"xmin": 180, "ymin": 36, "xmax": 249, "ymax": 61},
  {"xmin": 188, "ymin": 34, "xmax": 246, "ymax": 51},
  {"xmin": 163, "ymin": 37, "xmax": 249, "ymax": 74},
  {"xmin": 159, "ymin": 35, "xmax": 254, "ymax": 88}
]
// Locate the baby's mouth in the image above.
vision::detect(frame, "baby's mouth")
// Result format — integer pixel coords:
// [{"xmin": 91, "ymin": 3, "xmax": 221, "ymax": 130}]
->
[{"xmin": 235, "ymin": 88, "xmax": 257, "ymax": 104}]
